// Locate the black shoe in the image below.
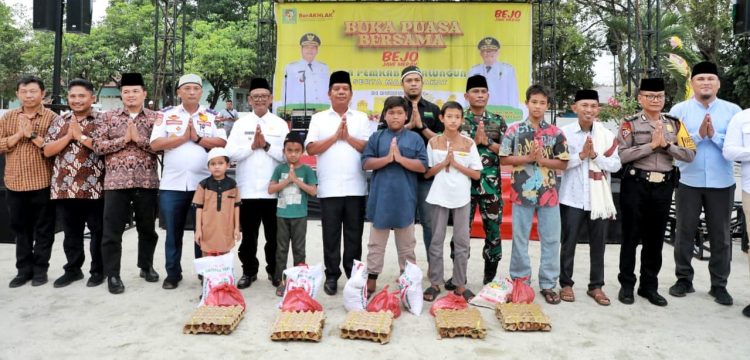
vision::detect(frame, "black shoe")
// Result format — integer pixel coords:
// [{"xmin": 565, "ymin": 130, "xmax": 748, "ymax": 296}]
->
[
  {"xmin": 87, "ymin": 273, "xmax": 104, "ymax": 287},
  {"xmin": 618, "ymin": 288, "xmax": 634, "ymax": 305},
  {"xmin": 236, "ymin": 274, "xmax": 256, "ymax": 289},
  {"xmin": 53, "ymin": 271, "xmax": 84, "ymax": 288},
  {"xmin": 139, "ymin": 267, "xmax": 159, "ymax": 283},
  {"xmin": 324, "ymin": 279, "xmax": 337, "ymax": 296},
  {"xmin": 31, "ymin": 273, "xmax": 48, "ymax": 287},
  {"xmin": 271, "ymin": 278, "xmax": 282, "ymax": 288},
  {"xmin": 708, "ymin": 286, "xmax": 733, "ymax": 306},
  {"xmin": 637, "ymin": 288, "xmax": 668, "ymax": 307},
  {"xmin": 668, "ymin": 281, "xmax": 695, "ymax": 297},
  {"xmin": 8, "ymin": 274, "xmax": 32, "ymax": 288},
  {"xmin": 108, "ymin": 276, "xmax": 125, "ymax": 294},
  {"xmin": 743, "ymin": 304, "xmax": 750, "ymax": 317},
  {"xmin": 483, "ymin": 261, "xmax": 499, "ymax": 285},
  {"xmin": 162, "ymin": 275, "xmax": 183, "ymax": 290}
]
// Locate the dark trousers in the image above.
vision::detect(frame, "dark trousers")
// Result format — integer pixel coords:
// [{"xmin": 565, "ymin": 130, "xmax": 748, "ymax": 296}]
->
[
  {"xmin": 239, "ymin": 198, "xmax": 277, "ymax": 278},
  {"xmin": 320, "ymin": 196, "xmax": 365, "ymax": 280},
  {"xmin": 559, "ymin": 204, "xmax": 607, "ymax": 290},
  {"xmin": 159, "ymin": 190, "xmax": 197, "ymax": 280},
  {"xmin": 618, "ymin": 175, "xmax": 674, "ymax": 291},
  {"xmin": 274, "ymin": 217, "xmax": 308, "ymax": 281},
  {"xmin": 101, "ymin": 188, "xmax": 159, "ymax": 277},
  {"xmin": 57, "ymin": 198, "xmax": 104, "ymax": 275},
  {"xmin": 7, "ymin": 188, "xmax": 56, "ymax": 277},
  {"xmin": 674, "ymin": 183, "xmax": 734, "ymax": 287}
]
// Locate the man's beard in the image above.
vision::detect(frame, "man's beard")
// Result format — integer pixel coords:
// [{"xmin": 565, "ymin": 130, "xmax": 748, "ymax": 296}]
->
[
  {"xmin": 699, "ymin": 93, "xmax": 713, "ymax": 101},
  {"xmin": 405, "ymin": 92, "xmax": 420, "ymax": 101}
]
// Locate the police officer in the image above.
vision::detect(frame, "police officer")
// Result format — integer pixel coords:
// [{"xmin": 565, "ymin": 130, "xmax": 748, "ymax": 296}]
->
[
  {"xmin": 445, "ymin": 75, "xmax": 507, "ymax": 289},
  {"xmin": 283, "ymin": 33, "xmax": 330, "ymax": 108},
  {"xmin": 617, "ymin": 78, "xmax": 696, "ymax": 306},
  {"xmin": 468, "ymin": 37, "xmax": 521, "ymax": 114}
]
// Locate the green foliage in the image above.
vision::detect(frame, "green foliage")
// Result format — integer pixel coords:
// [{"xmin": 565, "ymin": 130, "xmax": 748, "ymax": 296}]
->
[
  {"xmin": 0, "ymin": 3, "xmax": 25, "ymax": 103},
  {"xmin": 598, "ymin": 93, "xmax": 639, "ymax": 123}
]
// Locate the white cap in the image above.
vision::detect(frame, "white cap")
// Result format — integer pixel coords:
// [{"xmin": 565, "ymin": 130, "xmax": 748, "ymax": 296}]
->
[
  {"xmin": 177, "ymin": 74, "xmax": 202, "ymax": 88},
  {"xmin": 207, "ymin": 147, "xmax": 229, "ymax": 163}
]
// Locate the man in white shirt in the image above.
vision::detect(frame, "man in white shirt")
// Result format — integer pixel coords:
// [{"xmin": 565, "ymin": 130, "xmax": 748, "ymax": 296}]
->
[
  {"xmin": 150, "ymin": 74, "xmax": 227, "ymax": 289},
  {"xmin": 226, "ymin": 78, "xmax": 289, "ymax": 289},
  {"xmin": 559, "ymin": 90, "xmax": 621, "ymax": 305},
  {"xmin": 305, "ymin": 71, "xmax": 372, "ymax": 295},
  {"xmin": 722, "ymin": 108, "xmax": 750, "ymax": 318}
]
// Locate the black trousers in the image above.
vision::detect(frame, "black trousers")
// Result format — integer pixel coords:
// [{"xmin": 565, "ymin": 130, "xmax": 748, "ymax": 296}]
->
[
  {"xmin": 7, "ymin": 188, "xmax": 56, "ymax": 277},
  {"xmin": 320, "ymin": 196, "xmax": 365, "ymax": 280},
  {"xmin": 618, "ymin": 175, "xmax": 674, "ymax": 291},
  {"xmin": 101, "ymin": 188, "xmax": 159, "ymax": 277},
  {"xmin": 674, "ymin": 183, "xmax": 734, "ymax": 287},
  {"xmin": 239, "ymin": 198, "xmax": 277, "ymax": 278},
  {"xmin": 559, "ymin": 204, "xmax": 607, "ymax": 290},
  {"xmin": 57, "ymin": 198, "xmax": 104, "ymax": 275}
]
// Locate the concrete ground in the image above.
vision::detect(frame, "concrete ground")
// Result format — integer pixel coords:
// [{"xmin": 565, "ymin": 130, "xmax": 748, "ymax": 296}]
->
[{"xmin": 1, "ymin": 221, "xmax": 749, "ymax": 360}]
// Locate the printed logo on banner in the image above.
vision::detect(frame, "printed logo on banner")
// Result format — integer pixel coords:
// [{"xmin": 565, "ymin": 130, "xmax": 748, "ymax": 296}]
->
[
  {"xmin": 298, "ymin": 9, "xmax": 335, "ymax": 21},
  {"xmin": 282, "ymin": 9, "xmax": 297, "ymax": 24},
  {"xmin": 495, "ymin": 9, "xmax": 523, "ymax": 22}
]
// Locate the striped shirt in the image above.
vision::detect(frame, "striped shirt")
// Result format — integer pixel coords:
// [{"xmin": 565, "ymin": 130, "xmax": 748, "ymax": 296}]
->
[{"xmin": 0, "ymin": 106, "xmax": 58, "ymax": 191}]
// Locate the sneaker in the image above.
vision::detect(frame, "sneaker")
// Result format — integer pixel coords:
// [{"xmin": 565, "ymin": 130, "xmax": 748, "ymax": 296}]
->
[
  {"xmin": 708, "ymin": 286, "xmax": 733, "ymax": 306},
  {"xmin": 668, "ymin": 281, "xmax": 695, "ymax": 297},
  {"xmin": 53, "ymin": 271, "xmax": 84, "ymax": 288}
]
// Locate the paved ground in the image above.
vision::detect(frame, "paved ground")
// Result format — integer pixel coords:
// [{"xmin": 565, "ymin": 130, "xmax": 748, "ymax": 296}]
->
[{"xmin": 1, "ymin": 221, "xmax": 749, "ymax": 360}]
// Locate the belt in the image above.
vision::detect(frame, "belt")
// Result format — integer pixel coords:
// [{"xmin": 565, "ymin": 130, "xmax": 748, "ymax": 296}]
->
[
  {"xmin": 588, "ymin": 170, "xmax": 606, "ymax": 181},
  {"xmin": 627, "ymin": 168, "xmax": 673, "ymax": 183}
]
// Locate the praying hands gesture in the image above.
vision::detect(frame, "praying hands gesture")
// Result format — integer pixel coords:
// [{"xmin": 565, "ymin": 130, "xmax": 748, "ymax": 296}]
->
[
  {"xmin": 651, "ymin": 121, "xmax": 668, "ymax": 149},
  {"xmin": 579, "ymin": 136, "xmax": 597, "ymax": 160},
  {"xmin": 251, "ymin": 124, "xmax": 266, "ymax": 150},
  {"xmin": 125, "ymin": 119, "xmax": 143, "ymax": 144},
  {"xmin": 406, "ymin": 104, "xmax": 423, "ymax": 130},
  {"xmin": 442, "ymin": 144, "xmax": 454, "ymax": 172},
  {"xmin": 69, "ymin": 118, "xmax": 83, "ymax": 141},
  {"xmin": 337, "ymin": 115, "xmax": 350, "ymax": 141},
  {"xmin": 525, "ymin": 139, "xmax": 543, "ymax": 163},
  {"xmin": 389, "ymin": 137, "xmax": 402, "ymax": 163},
  {"xmin": 699, "ymin": 113, "xmax": 715, "ymax": 139},
  {"xmin": 474, "ymin": 120, "xmax": 489, "ymax": 146},
  {"xmin": 17, "ymin": 114, "xmax": 32, "ymax": 138}
]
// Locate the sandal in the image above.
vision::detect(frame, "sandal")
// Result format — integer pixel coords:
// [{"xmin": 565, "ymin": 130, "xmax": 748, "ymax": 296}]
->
[
  {"xmin": 275, "ymin": 284, "xmax": 285, "ymax": 297},
  {"xmin": 587, "ymin": 288, "xmax": 611, "ymax": 306},
  {"xmin": 540, "ymin": 289, "xmax": 561, "ymax": 305},
  {"xmin": 560, "ymin": 286, "xmax": 575, "ymax": 302},
  {"xmin": 423, "ymin": 286, "xmax": 441, "ymax": 302},
  {"xmin": 455, "ymin": 288, "xmax": 475, "ymax": 302}
]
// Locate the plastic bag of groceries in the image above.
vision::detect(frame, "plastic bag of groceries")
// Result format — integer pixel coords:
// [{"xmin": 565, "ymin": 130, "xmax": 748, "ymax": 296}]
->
[
  {"xmin": 470, "ymin": 275, "xmax": 513, "ymax": 308},
  {"xmin": 194, "ymin": 252, "xmax": 235, "ymax": 307},
  {"xmin": 511, "ymin": 276, "xmax": 535, "ymax": 304},
  {"xmin": 429, "ymin": 292, "xmax": 468, "ymax": 316},
  {"xmin": 343, "ymin": 260, "xmax": 368, "ymax": 311},
  {"xmin": 366, "ymin": 285, "xmax": 401, "ymax": 318},
  {"xmin": 205, "ymin": 283, "xmax": 246, "ymax": 310},
  {"xmin": 397, "ymin": 261, "xmax": 424, "ymax": 315},
  {"xmin": 280, "ymin": 287, "xmax": 323, "ymax": 312},
  {"xmin": 278, "ymin": 263, "xmax": 324, "ymax": 308}
]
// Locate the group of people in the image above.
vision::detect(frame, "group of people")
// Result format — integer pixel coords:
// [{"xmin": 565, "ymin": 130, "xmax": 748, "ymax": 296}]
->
[{"xmin": 1, "ymin": 60, "xmax": 749, "ymax": 318}]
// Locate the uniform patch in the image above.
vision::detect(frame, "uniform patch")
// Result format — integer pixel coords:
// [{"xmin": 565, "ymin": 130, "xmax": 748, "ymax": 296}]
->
[
  {"xmin": 620, "ymin": 122, "xmax": 632, "ymax": 138},
  {"xmin": 166, "ymin": 120, "xmax": 181, "ymax": 125},
  {"xmin": 155, "ymin": 116, "xmax": 163, "ymax": 126},
  {"xmin": 199, "ymin": 113, "xmax": 209, "ymax": 122}
]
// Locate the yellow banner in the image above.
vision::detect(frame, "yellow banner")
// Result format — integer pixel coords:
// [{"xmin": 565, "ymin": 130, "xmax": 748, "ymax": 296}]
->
[{"xmin": 274, "ymin": 2, "xmax": 532, "ymax": 121}]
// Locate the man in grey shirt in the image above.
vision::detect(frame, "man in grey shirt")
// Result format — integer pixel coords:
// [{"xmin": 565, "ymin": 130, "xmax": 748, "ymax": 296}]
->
[{"xmin": 219, "ymin": 100, "xmax": 239, "ymax": 136}]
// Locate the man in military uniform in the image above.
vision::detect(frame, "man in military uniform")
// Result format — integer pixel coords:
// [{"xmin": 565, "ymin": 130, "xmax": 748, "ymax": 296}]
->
[
  {"xmin": 378, "ymin": 66, "xmax": 443, "ymax": 254},
  {"xmin": 283, "ymin": 33, "xmax": 330, "ymax": 108},
  {"xmin": 617, "ymin": 78, "xmax": 696, "ymax": 306},
  {"xmin": 445, "ymin": 75, "xmax": 507, "ymax": 289},
  {"xmin": 468, "ymin": 37, "xmax": 521, "ymax": 113}
]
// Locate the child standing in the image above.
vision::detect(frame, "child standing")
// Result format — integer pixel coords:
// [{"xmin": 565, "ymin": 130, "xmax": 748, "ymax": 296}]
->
[
  {"xmin": 268, "ymin": 133, "xmax": 318, "ymax": 296},
  {"xmin": 363, "ymin": 96, "xmax": 428, "ymax": 294},
  {"xmin": 193, "ymin": 147, "xmax": 241, "ymax": 256},
  {"xmin": 423, "ymin": 102, "xmax": 483, "ymax": 302}
]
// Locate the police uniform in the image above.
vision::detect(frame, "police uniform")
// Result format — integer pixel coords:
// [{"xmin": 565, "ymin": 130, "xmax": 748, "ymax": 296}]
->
[
  {"xmin": 617, "ymin": 110, "xmax": 696, "ymax": 301},
  {"xmin": 468, "ymin": 37, "xmax": 520, "ymax": 110},
  {"xmin": 461, "ymin": 109, "xmax": 507, "ymax": 280},
  {"xmin": 282, "ymin": 33, "xmax": 330, "ymax": 107}
]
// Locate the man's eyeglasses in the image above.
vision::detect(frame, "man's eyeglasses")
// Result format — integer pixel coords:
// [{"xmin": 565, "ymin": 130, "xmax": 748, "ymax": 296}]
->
[
  {"xmin": 641, "ymin": 94, "xmax": 665, "ymax": 101},
  {"xmin": 250, "ymin": 94, "xmax": 270, "ymax": 101}
]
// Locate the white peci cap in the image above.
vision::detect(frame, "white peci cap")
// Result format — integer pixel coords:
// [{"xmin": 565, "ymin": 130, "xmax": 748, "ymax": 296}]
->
[
  {"xmin": 177, "ymin": 73, "xmax": 202, "ymax": 89},
  {"xmin": 207, "ymin": 147, "xmax": 229, "ymax": 163}
]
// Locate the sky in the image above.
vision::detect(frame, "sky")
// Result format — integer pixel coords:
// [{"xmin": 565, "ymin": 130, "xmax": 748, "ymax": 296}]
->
[{"xmin": 7, "ymin": 0, "xmax": 615, "ymax": 86}]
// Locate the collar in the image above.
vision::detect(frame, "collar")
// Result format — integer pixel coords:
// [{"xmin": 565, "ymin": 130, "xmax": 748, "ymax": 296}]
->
[
  {"xmin": 18, "ymin": 105, "xmax": 45, "ymax": 117},
  {"xmin": 689, "ymin": 96, "xmax": 718, "ymax": 110},
  {"xmin": 63, "ymin": 110, "xmax": 97, "ymax": 121},
  {"xmin": 178, "ymin": 104, "xmax": 204, "ymax": 116},
  {"xmin": 204, "ymin": 176, "xmax": 235, "ymax": 193},
  {"xmin": 524, "ymin": 118, "xmax": 549, "ymax": 129},
  {"xmin": 327, "ymin": 107, "xmax": 352, "ymax": 118},
  {"xmin": 118, "ymin": 107, "xmax": 145, "ymax": 117}
]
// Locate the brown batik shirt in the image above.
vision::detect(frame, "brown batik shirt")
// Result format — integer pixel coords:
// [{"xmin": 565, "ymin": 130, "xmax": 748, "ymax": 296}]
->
[{"xmin": 0, "ymin": 106, "xmax": 58, "ymax": 192}]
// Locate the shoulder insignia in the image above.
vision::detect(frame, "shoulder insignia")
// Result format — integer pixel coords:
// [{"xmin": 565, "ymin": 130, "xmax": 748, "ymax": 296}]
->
[
  {"xmin": 623, "ymin": 114, "xmax": 638, "ymax": 122},
  {"xmin": 675, "ymin": 119, "xmax": 696, "ymax": 150},
  {"xmin": 663, "ymin": 113, "xmax": 679, "ymax": 122},
  {"xmin": 160, "ymin": 106, "xmax": 174, "ymax": 112},
  {"xmin": 620, "ymin": 121, "xmax": 632, "ymax": 139},
  {"xmin": 205, "ymin": 108, "xmax": 218, "ymax": 115}
]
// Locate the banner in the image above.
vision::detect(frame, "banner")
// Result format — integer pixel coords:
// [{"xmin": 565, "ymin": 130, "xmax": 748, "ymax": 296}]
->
[{"xmin": 274, "ymin": 2, "xmax": 532, "ymax": 122}]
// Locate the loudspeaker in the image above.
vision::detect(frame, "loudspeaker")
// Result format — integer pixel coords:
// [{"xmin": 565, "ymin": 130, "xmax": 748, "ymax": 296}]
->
[
  {"xmin": 66, "ymin": 0, "xmax": 92, "ymax": 34},
  {"xmin": 32, "ymin": 0, "xmax": 56, "ymax": 31},
  {"xmin": 735, "ymin": 0, "xmax": 750, "ymax": 36}
]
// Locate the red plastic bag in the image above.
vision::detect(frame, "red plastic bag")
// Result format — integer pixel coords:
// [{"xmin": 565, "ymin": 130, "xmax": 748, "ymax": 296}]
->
[
  {"xmin": 280, "ymin": 287, "xmax": 323, "ymax": 312},
  {"xmin": 511, "ymin": 277, "xmax": 535, "ymax": 304},
  {"xmin": 429, "ymin": 292, "xmax": 468, "ymax": 317},
  {"xmin": 205, "ymin": 283, "xmax": 246, "ymax": 310},
  {"xmin": 366, "ymin": 285, "xmax": 401, "ymax": 318}
]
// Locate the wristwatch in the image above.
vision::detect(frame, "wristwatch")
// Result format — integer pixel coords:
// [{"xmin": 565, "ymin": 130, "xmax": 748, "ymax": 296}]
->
[
  {"xmin": 80, "ymin": 135, "xmax": 89, "ymax": 142},
  {"xmin": 263, "ymin": 143, "xmax": 271, "ymax": 152},
  {"xmin": 487, "ymin": 138, "xmax": 495, "ymax": 146},
  {"xmin": 195, "ymin": 136, "xmax": 203, "ymax": 144},
  {"xmin": 29, "ymin": 131, "xmax": 37, "ymax": 140}
]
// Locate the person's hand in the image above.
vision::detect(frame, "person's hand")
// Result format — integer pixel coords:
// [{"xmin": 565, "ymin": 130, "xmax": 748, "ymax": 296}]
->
[
  {"xmin": 390, "ymin": 137, "xmax": 401, "ymax": 163},
  {"xmin": 233, "ymin": 228, "xmax": 241, "ymax": 242},
  {"xmin": 411, "ymin": 105, "xmax": 423, "ymax": 129},
  {"xmin": 19, "ymin": 114, "xmax": 32, "ymax": 138},
  {"xmin": 129, "ymin": 120, "xmax": 142, "ymax": 143},
  {"xmin": 651, "ymin": 122, "xmax": 664, "ymax": 149},
  {"xmin": 195, "ymin": 230, "xmax": 202, "ymax": 246},
  {"xmin": 586, "ymin": 137, "xmax": 598, "ymax": 159},
  {"xmin": 338, "ymin": 115, "xmax": 349, "ymax": 140},
  {"xmin": 532, "ymin": 140, "xmax": 544, "ymax": 163},
  {"xmin": 287, "ymin": 164, "xmax": 298, "ymax": 183},
  {"xmin": 188, "ymin": 121, "xmax": 199, "ymax": 142},
  {"xmin": 705, "ymin": 114, "xmax": 715, "ymax": 138},
  {"xmin": 525, "ymin": 140, "xmax": 537, "ymax": 163},
  {"xmin": 699, "ymin": 113, "xmax": 709, "ymax": 138},
  {"xmin": 252, "ymin": 124, "xmax": 266, "ymax": 150},
  {"xmin": 69, "ymin": 118, "xmax": 83, "ymax": 141},
  {"xmin": 443, "ymin": 145, "xmax": 454, "ymax": 172},
  {"xmin": 475, "ymin": 120, "xmax": 488, "ymax": 146}
]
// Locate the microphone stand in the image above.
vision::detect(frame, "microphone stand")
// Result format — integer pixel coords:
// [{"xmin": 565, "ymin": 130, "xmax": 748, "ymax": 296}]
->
[
  {"xmin": 300, "ymin": 69, "xmax": 307, "ymax": 126},
  {"xmin": 284, "ymin": 72, "xmax": 288, "ymax": 120}
]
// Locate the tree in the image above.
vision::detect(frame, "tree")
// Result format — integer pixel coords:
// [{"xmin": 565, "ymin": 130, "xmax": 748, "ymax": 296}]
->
[
  {"xmin": 184, "ymin": 20, "xmax": 255, "ymax": 108},
  {"xmin": 0, "ymin": 3, "xmax": 26, "ymax": 106}
]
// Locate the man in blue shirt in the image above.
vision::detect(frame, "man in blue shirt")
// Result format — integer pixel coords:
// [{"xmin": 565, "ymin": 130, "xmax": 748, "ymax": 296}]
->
[{"xmin": 668, "ymin": 61, "xmax": 741, "ymax": 306}]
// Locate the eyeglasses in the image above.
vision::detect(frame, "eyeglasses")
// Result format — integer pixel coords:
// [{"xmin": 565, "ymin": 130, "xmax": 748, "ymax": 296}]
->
[
  {"xmin": 250, "ymin": 94, "xmax": 270, "ymax": 101},
  {"xmin": 641, "ymin": 94, "xmax": 665, "ymax": 101}
]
